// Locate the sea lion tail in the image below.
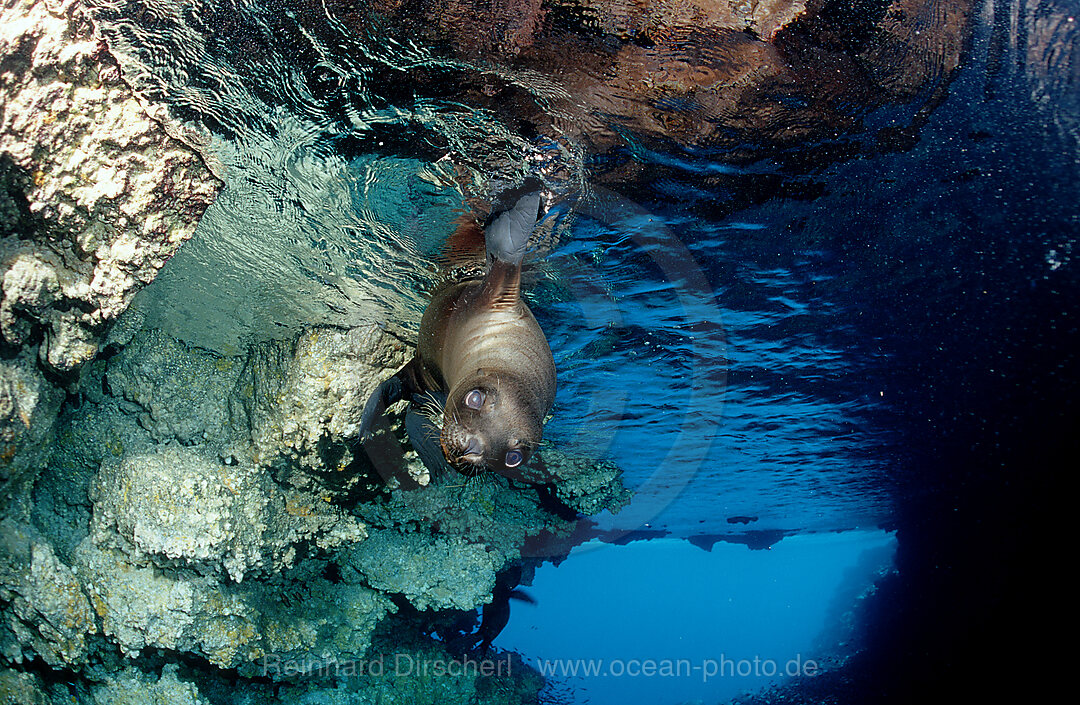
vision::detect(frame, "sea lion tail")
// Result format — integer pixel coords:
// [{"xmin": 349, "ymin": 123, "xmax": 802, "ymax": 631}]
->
[{"xmin": 485, "ymin": 182, "xmax": 543, "ymax": 265}]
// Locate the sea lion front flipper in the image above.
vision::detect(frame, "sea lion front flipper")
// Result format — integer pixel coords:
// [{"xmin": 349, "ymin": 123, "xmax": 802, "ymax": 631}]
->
[
  {"xmin": 405, "ymin": 394, "xmax": 453, "ymax": 475},
  {"xmin": 359, "ymin": 358, "xmax": 425, "ymax": 441},
  {"xmin": 358, "ymin": 375, "xmax": 403, "ymax": 442}
]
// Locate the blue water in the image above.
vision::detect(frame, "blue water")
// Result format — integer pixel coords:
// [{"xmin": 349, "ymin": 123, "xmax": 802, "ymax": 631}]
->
[
  {"xmin": 495, "ymin": 532, "xmax": 896, "ymax": 705},
  {"xmin": 88, "ymin": 0, "xmax": 1077, "ymax": 701},
  {"xmin": 535, "ymin": 190, "xmax": 893, "ymax": 536}
]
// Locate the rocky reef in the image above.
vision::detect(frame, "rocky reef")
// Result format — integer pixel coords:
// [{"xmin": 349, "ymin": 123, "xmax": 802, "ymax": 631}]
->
[
  {"xmin": 1, "ymin": 1, "xmax": 628, "ymax": 702},
  {"xmin": 0, "ymin": 0, "xmax": 221, "ymax": 493},
  {"xmin": 3, "ymin": 313, "xmax": 624, "ymax": 701}
]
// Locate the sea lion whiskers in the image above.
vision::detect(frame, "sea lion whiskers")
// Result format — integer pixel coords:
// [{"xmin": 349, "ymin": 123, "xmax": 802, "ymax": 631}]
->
[
  {"xmin": 416, "ymin": 393, "xmax": 445, "ymax": 424},
  {"xmin": 465, "ymin": 472, "xmax": 495, "ymax": 496},
  {"xmin": 441, "ymin": 473, "xmax": 492, "ymax": 501},
  {"xmin": 420, "ymin": 419, "xmax": 442, "ymax": 443}
]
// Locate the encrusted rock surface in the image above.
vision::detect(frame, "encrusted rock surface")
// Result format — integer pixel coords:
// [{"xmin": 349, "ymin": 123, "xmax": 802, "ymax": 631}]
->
[
  {"xmin": 89, "ymin": 445, "xmax": 367, "ymax": 582},
  {"xmin": 4, "ymin": 319, "xmax": 626, "ymax": 696},
  {"xmin": 0, "ymin": 0, "xmax": 220, "ymax": 365},
  {"xmin": 349, "ymin": 529, "xmax": 502, "ymax": 612},
  {"xmin": 0, "ymin": 667, "xmax": 51, "ymax": 704},
  {"xmin": 73, "ymin": 539, "xmax": 392, "ymax": 672},
  {"xmin": 89, "ymin": 664, "xmax": 212, "ymax": 705},
  {"xmin": 101, "ymin": 327, "xmax": 242, "ymax": 446},
  {"xmin": 0, "ymin": 347, "xmax": 63, "ymax": 491},
  {"xmin": 530, "ymin": 446, "xmax": 631, "ymax": 517},
  {"xmin": 0, "ymin": 518, "xmax": 96, "ymax": 667},
  {"xmin": 234, "ymin": 325, "xmax": 411, "ymax": 476},
  {"xmin": 0, "ymin": 0, "xmax": 222, "ymax": 492}
]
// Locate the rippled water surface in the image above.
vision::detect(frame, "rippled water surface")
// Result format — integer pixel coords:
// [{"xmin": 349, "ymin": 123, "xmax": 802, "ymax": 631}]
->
[{"xmin": 96, "ymin": 0, "xmax": 575, "ymax": 350}]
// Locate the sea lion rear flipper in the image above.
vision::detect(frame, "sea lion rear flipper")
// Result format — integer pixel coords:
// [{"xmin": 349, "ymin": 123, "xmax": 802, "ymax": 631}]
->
[{"xmin": 485, "ymin": 186, "xmax": 542, "ymax": 265}]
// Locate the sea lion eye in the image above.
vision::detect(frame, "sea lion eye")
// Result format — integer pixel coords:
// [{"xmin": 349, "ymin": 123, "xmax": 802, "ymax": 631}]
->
[
  {"xmin": 505, "ymin": 449, "xmax": 524, "ymax": 468},
  {"xmin": 464, "ymin": 389, "xmax": 485, "ymax": 410}
]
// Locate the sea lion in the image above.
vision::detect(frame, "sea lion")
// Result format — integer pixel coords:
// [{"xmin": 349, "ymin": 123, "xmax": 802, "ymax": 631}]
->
[{"xmin": 359, "ymin": 186, "xmax": 556, "ymax": 477}]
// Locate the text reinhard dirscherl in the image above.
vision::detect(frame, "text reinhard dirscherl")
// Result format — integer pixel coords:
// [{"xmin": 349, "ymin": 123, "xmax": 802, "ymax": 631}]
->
[
  {"xmin": 261, "ymin": 653, "xmax": 514, "ymax": 679},
  {"xmin": 261, "ymin": 653, "xmax": 820, "ymax": 683}
]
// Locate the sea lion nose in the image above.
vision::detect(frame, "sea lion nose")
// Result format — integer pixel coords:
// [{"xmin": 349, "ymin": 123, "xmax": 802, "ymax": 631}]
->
[{"xmin": 462, "ymin": 437, "xmax": 482, "ymax": 457}]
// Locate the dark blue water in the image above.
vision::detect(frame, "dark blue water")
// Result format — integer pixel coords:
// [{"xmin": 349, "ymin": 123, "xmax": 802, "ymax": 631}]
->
[
  {"xmin": 90, "ymin": 0, "xmax": 1077, "ymax": 702},
  {"xmin": 536, "ymin": 188, "xmax": 894, "ymax": 536}
]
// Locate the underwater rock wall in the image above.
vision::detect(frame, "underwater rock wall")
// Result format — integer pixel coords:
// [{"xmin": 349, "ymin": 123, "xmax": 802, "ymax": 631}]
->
[
  {"xmin": 0, "ymin": 0, "xmax": 221, "ymax": 493},
  {"xmin": 5, "ymin": 314, "xmax": 623, "ymax": 700}
]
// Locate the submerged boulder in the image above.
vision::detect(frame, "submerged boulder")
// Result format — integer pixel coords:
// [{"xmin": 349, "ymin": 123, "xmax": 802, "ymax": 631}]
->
[
  {"xmin": 0, "ymin": 0, "xmax": 222, "ymax": 495},
  {"xmin": 89, "ymin": 444, "xmax": 367, "ymax": 582}
]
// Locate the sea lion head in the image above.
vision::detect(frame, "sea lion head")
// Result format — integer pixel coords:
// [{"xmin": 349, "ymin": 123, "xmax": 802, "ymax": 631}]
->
[{"xmin": 440, "ymin": 372, "xmax": 543, "ymax": 477}]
